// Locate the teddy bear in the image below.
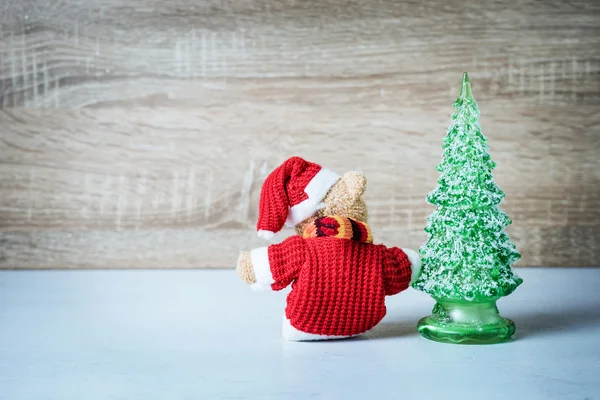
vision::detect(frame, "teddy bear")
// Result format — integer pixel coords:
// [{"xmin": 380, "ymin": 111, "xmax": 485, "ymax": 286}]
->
[{"xmin": 236, "ymin": 156, "xmax": 421, "ymax": 341}]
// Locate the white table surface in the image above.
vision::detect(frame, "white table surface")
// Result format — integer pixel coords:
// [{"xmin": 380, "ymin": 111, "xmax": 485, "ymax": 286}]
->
[{"xmin": 1, "ymin": 268, "xmax": 599, "ymax": 400}]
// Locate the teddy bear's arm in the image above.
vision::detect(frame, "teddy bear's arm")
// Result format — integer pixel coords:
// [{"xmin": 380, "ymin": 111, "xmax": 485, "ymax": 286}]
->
[
  {"xmin": 404, "ymin": 248, "xmax": 422, "ymax": 284},
  {"xmin": 382, "ymin": 247, "xmax": 421, "ymax": 296},
  {"xmin": 236, "ymin": 250, "xmax": 256, "ymax": 285},
  {"xmin": 237, "ymin": 236, "xmax": 307, "ymax": 292}
]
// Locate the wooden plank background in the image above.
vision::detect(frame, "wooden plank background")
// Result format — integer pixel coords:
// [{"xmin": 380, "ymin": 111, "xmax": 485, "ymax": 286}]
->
[{"xmin": 0, "ymin": 0, "xmax": 599, "ymax": 268}]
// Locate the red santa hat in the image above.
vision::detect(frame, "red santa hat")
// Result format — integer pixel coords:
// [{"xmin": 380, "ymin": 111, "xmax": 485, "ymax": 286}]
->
[{"xmin": 256, "ymin": 156, "xmax": 340, "ymax": 240}]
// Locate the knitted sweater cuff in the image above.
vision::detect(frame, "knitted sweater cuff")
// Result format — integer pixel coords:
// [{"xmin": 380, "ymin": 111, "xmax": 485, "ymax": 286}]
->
[
  {"xmin": 250, "ymin": 247, "xmax": 275, "ymax": 292},
  {"xmin": 402, "ymin": 248, "xmax": 422, "ymax": 284}
]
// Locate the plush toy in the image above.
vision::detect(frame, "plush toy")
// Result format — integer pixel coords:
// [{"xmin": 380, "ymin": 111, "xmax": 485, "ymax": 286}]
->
[{"xmin": 236, "ymin": 156, "xmax": 421, "ymax": 341}]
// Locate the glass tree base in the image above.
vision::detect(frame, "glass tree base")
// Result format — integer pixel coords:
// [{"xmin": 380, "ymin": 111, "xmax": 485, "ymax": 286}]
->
[{"xmin": 417, "ymin": 299, "xmax": 516, "ymax": 345}]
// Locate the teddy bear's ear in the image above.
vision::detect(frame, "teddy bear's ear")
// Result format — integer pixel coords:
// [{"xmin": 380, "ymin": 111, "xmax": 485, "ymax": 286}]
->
[{"xmin": 342, "ymin": 171, "xmax": 367, "ymax": 197}]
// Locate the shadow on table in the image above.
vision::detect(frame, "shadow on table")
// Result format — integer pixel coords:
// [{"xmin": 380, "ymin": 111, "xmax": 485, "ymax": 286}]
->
[
  {"xmin": 282, "ymin": 303, "xmax": 600, "ymax": 342},
  {"xmin": 361, "ymin": 321, "xmax": 418, "ymax": 339},
  {"xmin": 513, "ymin": 304, "xmax": 600, "ymax": 340},
  {"xmin": 363, "ymin": 303, "xmax": 600, "ymax": 340}
]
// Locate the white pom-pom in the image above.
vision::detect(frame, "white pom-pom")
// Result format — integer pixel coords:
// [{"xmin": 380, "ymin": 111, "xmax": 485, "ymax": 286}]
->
[
  {"xmin": 402, "ymin": 248, "xmax": 422, "ymax": 284},
  {"xmin": 257, "ymin": 230, "xmax": 275, "ymax": 240}
]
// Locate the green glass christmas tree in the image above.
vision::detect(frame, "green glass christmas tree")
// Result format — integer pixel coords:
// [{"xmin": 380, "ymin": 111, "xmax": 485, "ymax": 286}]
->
[{"xmin": 413, "ymin": 72, "xmax": 523, "ymax": 344}]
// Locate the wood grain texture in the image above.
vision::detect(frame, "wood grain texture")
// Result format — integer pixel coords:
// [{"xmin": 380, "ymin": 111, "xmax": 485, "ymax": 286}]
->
[{"xmin": 1, "ymin": 0, "xmax": 599, "ymax": 268}]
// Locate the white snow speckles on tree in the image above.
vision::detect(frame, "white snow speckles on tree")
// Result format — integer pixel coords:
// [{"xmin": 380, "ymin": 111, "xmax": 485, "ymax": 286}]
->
[{"xmin": 413, "ymin": 74, "xmax": 522, "ymax": 302}]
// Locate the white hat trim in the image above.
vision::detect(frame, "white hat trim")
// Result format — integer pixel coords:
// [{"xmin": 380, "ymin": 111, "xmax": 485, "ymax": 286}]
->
[
  {"xmin": 284, "ymin": 167, "xmax": 340, "ymax": 227},
  {"xmin": 257, "ymin": 230, "xmax": 275, "ymax": 240}
]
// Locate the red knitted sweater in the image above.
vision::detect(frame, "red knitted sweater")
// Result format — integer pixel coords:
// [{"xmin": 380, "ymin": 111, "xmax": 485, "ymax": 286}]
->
[{"xmin": 262, "ymin": 235, "xmax": 412, "ymax": 337}]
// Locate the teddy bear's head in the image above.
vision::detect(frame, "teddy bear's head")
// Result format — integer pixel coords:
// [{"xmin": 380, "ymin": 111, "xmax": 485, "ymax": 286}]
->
[{"xmin": 294, "ymin": 171, "xmax": 368, "ymax": 236}]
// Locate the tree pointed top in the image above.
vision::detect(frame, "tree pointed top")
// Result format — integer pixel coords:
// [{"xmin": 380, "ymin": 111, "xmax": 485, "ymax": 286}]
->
[{"xmin": 459, "ymin": 72, "xmax": 473, "ymax": 101}]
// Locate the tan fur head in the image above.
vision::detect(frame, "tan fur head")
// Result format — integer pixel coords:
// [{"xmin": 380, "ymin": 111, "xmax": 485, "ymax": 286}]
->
[{"xmin": 295, "ymin": 171, "xmax": 368, "ymax": 235}]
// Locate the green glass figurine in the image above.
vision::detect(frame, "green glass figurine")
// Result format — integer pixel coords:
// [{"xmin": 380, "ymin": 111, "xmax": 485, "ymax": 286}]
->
[{"xmin": 412, "ymin": 72, "xmax": 523, "ymax": 344}]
